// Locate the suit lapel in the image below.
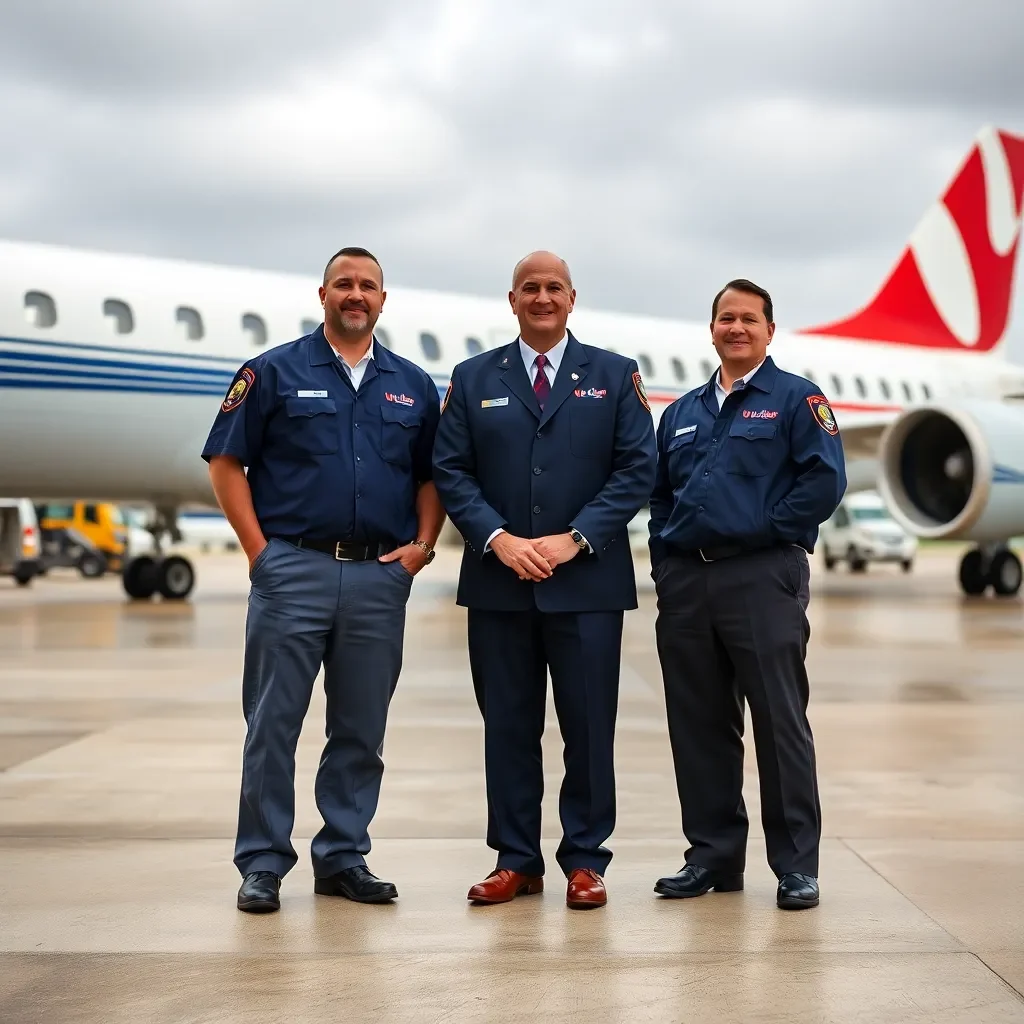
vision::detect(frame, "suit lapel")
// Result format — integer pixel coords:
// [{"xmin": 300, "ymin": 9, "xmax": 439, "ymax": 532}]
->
[
  {"xmin": 539, "ymin": 333, "xmax": 589, "ymax": 428},
  {"xmin": 498, "ymin": 343, "xmax": 541, "ymax": 419}
]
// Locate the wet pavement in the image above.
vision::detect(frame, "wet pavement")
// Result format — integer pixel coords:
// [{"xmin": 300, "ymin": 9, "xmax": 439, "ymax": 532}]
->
[{"xmin": 1, "ymin": 544, "xmax": 1022, "ymax": 1022}]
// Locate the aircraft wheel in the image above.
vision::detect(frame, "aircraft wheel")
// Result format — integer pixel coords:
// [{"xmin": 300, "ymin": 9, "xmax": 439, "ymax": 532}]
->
[
  {"xmin": 958, "ymin": 549, "xmax": 988, "ymax": 596},
  {"xmin": 158, "ymin": 555, "xmax": 195, "ymax": 601},
  {"xmin": 123, "ymin": 556, "xmax": 159, "ymax": 600},
  {"xmin": 990, "ymin": 549, "xmax": 1022, "ymax": 598}
]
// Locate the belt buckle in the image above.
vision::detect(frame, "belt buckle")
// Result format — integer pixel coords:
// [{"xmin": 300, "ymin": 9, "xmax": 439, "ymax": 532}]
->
[{"xmin": 334, "ymin": 542, "xmax": 353, "ymax": 562}]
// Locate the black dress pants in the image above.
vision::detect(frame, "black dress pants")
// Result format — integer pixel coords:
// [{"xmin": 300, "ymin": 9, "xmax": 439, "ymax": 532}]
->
[{"xmin": 654, "ymin": 545, "xmax": 820, "ymax": 877}]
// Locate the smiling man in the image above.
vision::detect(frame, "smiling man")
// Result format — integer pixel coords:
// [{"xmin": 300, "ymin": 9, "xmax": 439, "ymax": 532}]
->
[
  {"xmin": 203, "ymin": 246, "xmax": 445, "ymax": 914},
  {"xmin": 432, "ymin": 251, "xmax": 657, "ymax": 910},
  {"xmin": 648, "ymin": 279, "xmax": 846, "ymax": 911}
]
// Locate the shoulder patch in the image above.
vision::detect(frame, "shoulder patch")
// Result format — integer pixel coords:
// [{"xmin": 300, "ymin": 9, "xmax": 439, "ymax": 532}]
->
[
  {"xmin": 441, "ymin": 380, "xmax": 452, "ymax": 413},
  {"xmin": 632, "ymin": 371, "xmax": 650, "ymax": 413},
  {"xmin": 222, "ymin": 367, "xmax": 255, "ymax": 413},
  {"xmin": 806, "ymin": 394, "xmax": 838, "ymax": 436}
]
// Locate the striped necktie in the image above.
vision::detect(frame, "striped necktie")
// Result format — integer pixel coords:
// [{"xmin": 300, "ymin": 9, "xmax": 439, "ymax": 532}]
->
[{"xmin": 533, "ymin": 354, "xmax": 551, "ymax": 410}]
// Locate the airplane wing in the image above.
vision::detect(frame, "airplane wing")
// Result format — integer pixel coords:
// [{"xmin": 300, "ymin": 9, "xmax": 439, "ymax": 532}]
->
[{"xmin": 834, "ymin": 410, "xmax": 898, "ymax": 461}]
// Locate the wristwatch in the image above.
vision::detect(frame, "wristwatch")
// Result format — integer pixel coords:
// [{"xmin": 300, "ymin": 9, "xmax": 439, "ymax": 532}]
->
[
  {"xmin": 569, "ymin": 528, "xmax": 589, "ymax": 551},
  {"xmin": 412, "ymin": 540, "xmax": 436, "ymax": 564}
]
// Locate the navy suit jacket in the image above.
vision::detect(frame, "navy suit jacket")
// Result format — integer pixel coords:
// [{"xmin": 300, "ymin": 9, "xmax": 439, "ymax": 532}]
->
[{"xmin": 432, "ymin": 333, "xmax": 658, "ymax": 612}]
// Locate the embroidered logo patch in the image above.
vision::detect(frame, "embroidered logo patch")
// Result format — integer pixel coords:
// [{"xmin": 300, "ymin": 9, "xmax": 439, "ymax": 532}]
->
[
  {"xmin": 743, "ymin": 409, "xmax": 778, "ymax": 419},
  {"xmin": 221, "ymin": 367, "xmax": 255, "ymax": 413},
  {"xmin": 574, "ymin": 388, "xmax": 607, "ymax": 399},
  {"xmin": 441, "ymin": 381, "xmax": 452, "ymax": 413},
  {"xmin": 807, "ymin": 395, "xmax": 838, "ymax": 435},
  {"xmin": 632, "ymin": 371, "xmax": 650, "ymax": 412},
  {"xmin": 385, "ymin": 392, "xmax": 416, "ymax": 407}
]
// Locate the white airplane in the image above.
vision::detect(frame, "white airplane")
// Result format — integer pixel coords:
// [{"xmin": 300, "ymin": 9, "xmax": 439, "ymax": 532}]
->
[{"xmin": 1, "ymin": 125, "xmax": 1023, "ymax": 601}]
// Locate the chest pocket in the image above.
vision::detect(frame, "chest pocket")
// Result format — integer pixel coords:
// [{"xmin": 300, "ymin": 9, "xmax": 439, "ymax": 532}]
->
[
  {"xmin": 569, "ymin": 401, "xmax": 614, "ymax": 460},
  {"xmin": 666, "ymin": 428, "xmax": 697, "ymax": 483},
  {"xmin": 283, "ymin": 397, "xmax": 338, "ymax": 455},
  {"xmin": 727, "ymin": 420, "xmax": 777, "ymax": 476},
  {"xmin": 381, "ymin": 404, "xmax": 421, "ymax": 467}
]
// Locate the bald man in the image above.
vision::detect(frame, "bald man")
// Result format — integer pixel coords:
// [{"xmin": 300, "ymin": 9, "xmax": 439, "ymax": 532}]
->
[{"xmin": 433, "ymin": 252, "xmax": 657, "ymax": 909}]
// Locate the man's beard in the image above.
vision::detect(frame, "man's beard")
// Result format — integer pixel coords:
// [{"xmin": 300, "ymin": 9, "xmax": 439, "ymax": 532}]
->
[{"xmin": 327, "ymin": 305, "xmax": 377, "ymax": 338}]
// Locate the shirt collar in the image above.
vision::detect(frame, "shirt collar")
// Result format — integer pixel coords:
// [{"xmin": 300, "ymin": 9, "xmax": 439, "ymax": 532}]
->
[
  {"xmin": 519, "ymin": 333, "xmax": 569, "ymax": 373},
  {"xmin": 716, "ymin": 357, "xmax": 766, "ymax": 395},
  {"xmin": 333, "ymin": 340, "xmax": 373, "ymax": 372}
]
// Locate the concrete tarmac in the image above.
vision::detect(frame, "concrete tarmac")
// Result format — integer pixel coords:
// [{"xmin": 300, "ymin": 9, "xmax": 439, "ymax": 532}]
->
[{"xmin": 1, "ymin": 544, "xmax": 1022, "ymax": 1022}]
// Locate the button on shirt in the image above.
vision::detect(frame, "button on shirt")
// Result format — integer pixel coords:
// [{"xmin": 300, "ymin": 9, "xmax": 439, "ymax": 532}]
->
[
  {"xmin": 201, "ymin": 327, "xmax": 440, "ymax": 544},
  {"xmin": 648, "ymin": 356, "xmax": 846, "ymax": 561}
]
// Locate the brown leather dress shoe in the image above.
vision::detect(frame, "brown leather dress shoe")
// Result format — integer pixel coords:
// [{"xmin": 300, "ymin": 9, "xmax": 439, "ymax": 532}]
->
[
  {"xmin": 467, "ymin": 869, "xmax": 544, "ymax": 904},
  {"xmin": 566, "ymin": 868, "xmax": 607, "ymax": 909}
]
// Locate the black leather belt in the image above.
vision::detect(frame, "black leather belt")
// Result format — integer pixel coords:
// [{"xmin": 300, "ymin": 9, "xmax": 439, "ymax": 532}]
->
[
  {"xmin": 272, "ymin": 537, "xmax": 394, "ymax": 561},
  {"xmin": 669, "ymin": 543, "xmax": 759, "ymax": 562}
]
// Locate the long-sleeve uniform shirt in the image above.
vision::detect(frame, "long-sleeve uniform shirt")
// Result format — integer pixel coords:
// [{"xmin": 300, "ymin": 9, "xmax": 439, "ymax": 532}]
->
[{"xmin": 648, "ymin": 356, "xmax": 847, "ymax": 565}]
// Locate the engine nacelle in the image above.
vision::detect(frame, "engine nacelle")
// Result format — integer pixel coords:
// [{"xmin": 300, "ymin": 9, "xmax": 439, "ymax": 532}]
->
[{"xmin": 878, "ymin": 401, "xmax": 1024, "ymax": 542}]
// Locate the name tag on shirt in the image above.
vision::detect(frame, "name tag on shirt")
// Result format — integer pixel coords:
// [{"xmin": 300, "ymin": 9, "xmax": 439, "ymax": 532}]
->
[
  {"xmin": 297, "ymin": 390, "xmax": 329, "ymax": 398},
  {"xmin": 481, "ymin": 397, "xmax": 509, "ymax": 408},
  {"xmin": 675, "ymin": 425, "xmax": 697, "ymax": 436}
]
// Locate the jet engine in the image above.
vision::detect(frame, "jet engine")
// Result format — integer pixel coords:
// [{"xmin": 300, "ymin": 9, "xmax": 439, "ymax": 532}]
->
[{"xmin": 877, "ymin": 401, "xmax": 1024, "ymax": 596}]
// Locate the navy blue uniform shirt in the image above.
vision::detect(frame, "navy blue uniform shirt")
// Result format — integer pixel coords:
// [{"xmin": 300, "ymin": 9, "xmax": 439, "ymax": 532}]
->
[
  {"xmin": 648, "ymin": 356, "xmax": 846, "ymax": 564},
  {"xmin": 201, "ymin": 326, "xmax": 440, "ymax": 544}
]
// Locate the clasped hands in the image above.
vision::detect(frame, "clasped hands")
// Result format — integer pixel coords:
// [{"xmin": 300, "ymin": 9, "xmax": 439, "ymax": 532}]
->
[{"xmin": 490, "ymin": 531, "xmax": 581, "ymax": 582}]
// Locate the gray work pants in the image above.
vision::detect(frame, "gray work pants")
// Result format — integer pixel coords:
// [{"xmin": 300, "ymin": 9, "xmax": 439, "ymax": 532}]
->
[{"xmin": 234, "ymin": 538, "xmax": 412, "ymax": 878}]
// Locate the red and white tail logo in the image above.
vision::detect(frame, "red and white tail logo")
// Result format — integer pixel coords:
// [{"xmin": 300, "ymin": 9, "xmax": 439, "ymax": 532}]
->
[{"xmin": 799, "ymin": 126, "xmax": 1024, "ymax": 353}]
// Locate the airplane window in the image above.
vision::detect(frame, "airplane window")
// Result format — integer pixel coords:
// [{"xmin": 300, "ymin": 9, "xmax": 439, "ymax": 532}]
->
[
  {"xmin": 301, "ymin": 318, "xmax": 320, "ymax": 335},
  {"xmin": 901, "ymin": 381, "xmax": 912, "ymax": 401},
  {"xmin": 175, "ymin": 306, "xmax": 204, "ymax": 342},
  {"xmin": 103, "ymin": 299, "xmax": 134, "ymax": 335},
  {"xmin": 830, "ymin": 374, "xmax": 843, "ymax": 396},
  {"xmin": 879, "ymin": 378, "xmax": 891, "ymax": 400},
  {"xmin": 854, "ymin": 376, "xmax": 867, "ymax": 398},
  {"xmin": 375, "ymin": 327, "xmax": 392, "ymax": 349},
  {"xmin": 241, "ymin": 313, "xmax": 267, "ymax": 347},
  {"xmin": 24, "ymin": 291, "xmax": 57, "ymax": 328},
  {"xmin": 700, "ymin": 359, "xmax": 714, "ymax": 378},
  {"xmin": 921, "ymin": 382, "xmax": 932, "ymax": 400},
  {"xmin": 419, "ymin": 332, "xmax": 441, "ymax": 361},
  {"xmin": 638, "ymin": 354, "xmax": 654, "ymax": 377},
  {"xmin": 671, "ymin": 357, "xmax": 686, "ymax": 382},
  {"xmin": 465, "ymin": 336, "xmax": 484, "ymax": 356}
]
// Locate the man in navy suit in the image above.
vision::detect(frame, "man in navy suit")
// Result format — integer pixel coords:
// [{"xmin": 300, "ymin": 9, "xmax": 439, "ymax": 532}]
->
[{"xmin": 432, "ymin": 251, "xmax": 657, "ymax": 909}]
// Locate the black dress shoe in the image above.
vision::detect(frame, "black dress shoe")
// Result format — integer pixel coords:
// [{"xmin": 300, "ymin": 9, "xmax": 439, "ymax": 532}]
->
[
  {"xmin": 314, "ymin": 865, "xmax": 398, "ymax": 904},
  {"xmin": 237, "ymin": 871, "xmax": 281, "ymax": 913},
  {"xmin": 777, "ymin": 873, "xmax": 819, "ymax": 909},
  {"xmin": 654, "ymin": 864, "xmax": 744, "ymax": 898}
]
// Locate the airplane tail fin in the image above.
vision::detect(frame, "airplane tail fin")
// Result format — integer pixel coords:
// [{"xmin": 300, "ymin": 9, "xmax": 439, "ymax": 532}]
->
[{"xmin": 798, "ymin": 125, "xmax": 1024, "ymax": 353}]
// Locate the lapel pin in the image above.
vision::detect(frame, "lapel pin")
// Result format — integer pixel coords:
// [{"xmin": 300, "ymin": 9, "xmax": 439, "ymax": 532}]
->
[
  {"xmin": 571, "ymin": 372, "xmax": 579, "ymax": 381},
  {"xmin": 501, "ymin": 357, "xmax": 508, "ymax": 365}
]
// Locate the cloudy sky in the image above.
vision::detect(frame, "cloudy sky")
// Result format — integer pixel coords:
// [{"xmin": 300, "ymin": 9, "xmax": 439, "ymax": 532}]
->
[{"xmin": 1, "ymin": 0, "xmax": 1023, "ymax": 360}]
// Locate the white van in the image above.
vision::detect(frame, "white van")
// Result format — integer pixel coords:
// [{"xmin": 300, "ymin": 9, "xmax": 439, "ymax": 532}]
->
[
  {"xmin": 0, "ymin": 498, "xmax": 43, "ymax": 586},
  {"xmin": 819, "ymin": 491, "xmax": 917, "ymax": 573}
]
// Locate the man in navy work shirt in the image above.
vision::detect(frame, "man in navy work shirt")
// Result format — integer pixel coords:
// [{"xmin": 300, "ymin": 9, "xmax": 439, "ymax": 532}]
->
[
  {"xmin": 433, "ymin": 251, "xmax": 657, "ymax": 910},
  {"xmin": 649, "ymin": 279, "xmax": 845, "ymax": 911},
  {"xmin": 203, "ymin": 247, "xmax": 445, "ymax": 914}
]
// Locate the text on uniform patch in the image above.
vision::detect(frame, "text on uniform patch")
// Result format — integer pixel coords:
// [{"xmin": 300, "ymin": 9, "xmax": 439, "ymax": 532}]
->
[
  {"xmin": 481, "ymin": 397, "xmax": 509, "ymax": 408},
  {"xmin": 574, "ymin": 388, "xmax": 607, "ymax": 399},
  {"xmin": 385, "ymin": 393, "xmax": 416, "ymax": 406},
  {"xmin": 674, "ymin": 425, "xmax": 697, "ymax": 436},
  {"xmin": 742, "ymin": 409, "xmax": 778, "ymax": 419}
]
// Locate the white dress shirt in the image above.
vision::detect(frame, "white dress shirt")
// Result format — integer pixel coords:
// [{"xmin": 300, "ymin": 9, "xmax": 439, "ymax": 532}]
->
[
  {"xmin": 335, "ymin": 343, "xmax": 373, "ymax": 390},
  {"xmin": 714, "ymin": 358, "xmax": 765, "ymax": 411},
  {"xmin": 487, "ymin": 332, "xmax": 587, "ymax": 555}
]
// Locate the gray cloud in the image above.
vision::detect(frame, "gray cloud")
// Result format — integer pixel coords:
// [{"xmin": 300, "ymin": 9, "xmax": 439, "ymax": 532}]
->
[{"xmin": 1, "ymin": 0, "xmax": 1022, "ymax": 358}]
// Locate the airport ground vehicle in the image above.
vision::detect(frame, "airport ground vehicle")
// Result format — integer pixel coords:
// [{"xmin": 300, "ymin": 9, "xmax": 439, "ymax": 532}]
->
[
  {"xmin": 0, "ymin": 498, "xmax": 43, "ymax": 586},
  {"xmin": 35, "ymin": 502, "xmax": 127, "ymax": 574},
  {"xmin": 820, "ymin": 492, "xmax": 917, "ymax": 573}
]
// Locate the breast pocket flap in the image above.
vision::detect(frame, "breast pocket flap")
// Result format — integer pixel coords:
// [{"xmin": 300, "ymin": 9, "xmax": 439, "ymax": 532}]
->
[
  {"xmin": 666, "ymin": 429, "xmax": 697, "ymax": 452},
  {"xmin": 286, "ymin": 397, "xmax": 337, "ymax": 418},
  {"xmin": 729, "ymin": 420, "xmax": 777, "ymax": 441}
]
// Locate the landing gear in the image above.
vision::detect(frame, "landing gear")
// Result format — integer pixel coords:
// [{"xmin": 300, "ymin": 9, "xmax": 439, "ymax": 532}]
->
[
  {"xmin": 958, "ymin": 544, "xmax": 1022, "ymax": 598},
  {"xmin": 121, "ymin": 506, "xmax": 196, "ymax": 602}
]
